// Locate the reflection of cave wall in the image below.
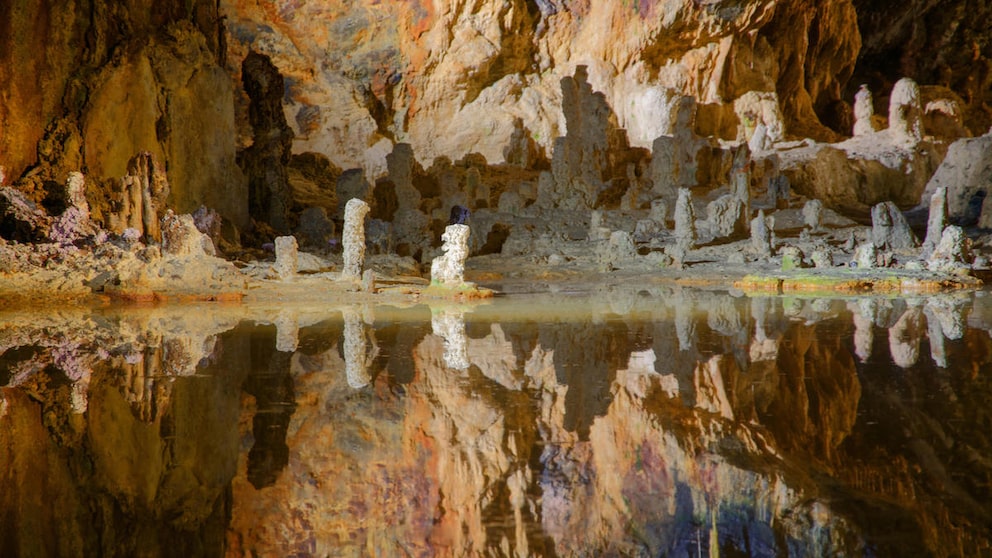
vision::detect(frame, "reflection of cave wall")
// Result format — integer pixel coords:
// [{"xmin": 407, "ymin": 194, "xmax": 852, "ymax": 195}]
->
[
  {"xmin": 0, "ymin": 325, "xmax": 250, "ymax": 556},
  {"xmin": 4, "ymin": 295, "xmax": 992, "ymax": 555}
]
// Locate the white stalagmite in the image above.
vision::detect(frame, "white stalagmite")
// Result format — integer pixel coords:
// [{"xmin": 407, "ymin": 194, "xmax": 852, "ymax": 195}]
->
[
  {"xmin": 430, "ymin": 224, "xmax": 471, "ymax": 286},
  {"xmin": 341, "ymin": 198, "xmax": 370, "ymax": 281},
  {"xmin": 853, "ymin": 84, "xmax": 874, "ymax": 136},
  {"xmin": 273, "ymin": 235, "xmax": 298, "ymax": 280},
  {"xmin": 888, "ymin": 77, "xmax": 923, "ymax": 143}
]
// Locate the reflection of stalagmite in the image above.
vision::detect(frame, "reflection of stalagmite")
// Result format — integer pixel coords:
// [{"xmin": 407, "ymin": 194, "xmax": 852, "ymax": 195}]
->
[
  {"xmin": 274, "ymin": 311, "xmax": 299, "ymax": 353},
  {"xmin": 53, "ymin": 344, "xmax": 92, "ymax": 414},
  {"xmin": 341, "ymin": 199, "xmax": 370, "ymax": 281},
  {"xmin": 431, "ymin": 309, "xmax": 469, "ymax": 370},
  {"xmin": 750, "ymin": 297, "xmax": 780, "ymax": 362},
  {"xmin": 925, "ymin": 296, "xmax": 967, "ymax": 340},
  {"xmin": 675, "ymin": 298, "xmax": 696, "ymax": 352},
  {"xmin": 850, "ymin": 302, "xmax": 875, "ymax": 363},
  {"xmin": 694, "ymin": 355, "xmax": 735, "ymax": 419},
  {"xmin": 342, "ymin": 307, "xmax": 376, "ymax": 388},
  {"xmin": 925, "ymin": 305, "xmax": 948, "ymax": 368},
  {"xmin": 889, "ymin": 304, "xmax": 925, "ymax": 368},
  {"xmin": 507, "ymin": 468, "xmax": 531, "ymax": 556}
]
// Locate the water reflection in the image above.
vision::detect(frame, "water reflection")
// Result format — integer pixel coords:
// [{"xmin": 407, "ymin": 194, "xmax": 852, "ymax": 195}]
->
[{"xmin": 2, "ymin": 289, "xmax": 991, "ymax": 556}]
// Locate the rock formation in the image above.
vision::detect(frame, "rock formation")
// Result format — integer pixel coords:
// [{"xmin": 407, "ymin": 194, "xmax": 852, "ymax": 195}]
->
[
  {"xmin": 341, "ymin": 198, "xmax": 370, "ymax": 281},
  {"xmin": 871, "ymin": 201, "xmax": 917, "ymax": 251},
  {"xmin": 430, "ymin": 224, "xmax": 471, "ymax": 287},
  {"xmin": 161, "ymin": 210, "xmax": 211, "ymax": 257},
  {"xmin": 928, "ymin": 225, "xmax": 972, "ymax": 271},
  {"xmin": 116, "ymin": 152, "xmax": 170, "ymax": 243},
  {"xmin": 549, "ymin": 66, "xmax": 618, "ymax": 209},
  {"xmin": 919, "ymin": 131, "xmax": 992, "ymax": 225},
  {"xmin": 803, "ymin": 199, "xmax": 824, "ymax": 231},
  {"xmin": 751, "ymin": 209, "xmax": 773, "ymax": 259},
  {"xmin": 887, "ymin": 78, "xmax": 924, "ymax": 144},
  {"xmin": 240, "ymin": 51, "xmax": 294, "ymax": 234},
  {"xmin": 852, "ymin": 84, "xmax": 875, "ymax": 136},
  {"xmin": 273, "ymin": 235, "xmax": 299, "ymax": 280},
  {"xmin": 922, "ymin": 186, "xmax": 948, "ymax": 257}
]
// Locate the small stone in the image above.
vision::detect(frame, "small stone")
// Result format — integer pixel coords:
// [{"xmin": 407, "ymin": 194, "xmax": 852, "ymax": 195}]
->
[
  {"xmin": 810, "ymin": 247, "xmax": 833, "ymax": 268},
  {"xmin": 780, "ymin": 245, "xmax": 804, "ymax": 270},
  {"xmin": 854, "ymin": 242, "xmax": 877, "ymax": 268}
]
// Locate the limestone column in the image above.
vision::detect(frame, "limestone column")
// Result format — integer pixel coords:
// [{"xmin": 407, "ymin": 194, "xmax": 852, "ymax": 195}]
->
[{"xmin": 341, "ymin": 198, "xmax": 370, "ymax": 281}]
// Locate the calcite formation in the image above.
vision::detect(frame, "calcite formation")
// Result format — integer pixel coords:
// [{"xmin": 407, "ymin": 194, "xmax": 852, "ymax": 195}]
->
[
  {"xmin": 115, "ymin": 152, "xmax": 170, "ymax": 242},
  {"xmin": 852, "ymin": 84, "xmax": 875, "ymax": 136},
  {"xmin": 273, "ymin": 236, "xmax": 299, "ymax": 280},
  {"xmin": 341, "ymin": 198, "xmax": 370, "ymax": 281},
  {"xmin": 161, "ymin": 210, "xmax": 209, "ymax": 257},
  {"xmin": 871, "ymin": 201, "xmax": 917, "ymax": 251},
  {"xmin": 888, "ymin": 77, "xmax": 924, "ymax": 144},
  {"xmin": 431, "ymin": 224, "xmax": 471, "ymax": 287}
]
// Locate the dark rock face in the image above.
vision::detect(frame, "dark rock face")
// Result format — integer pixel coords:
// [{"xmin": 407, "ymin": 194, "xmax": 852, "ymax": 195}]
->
[
  {"xmin": 852, "ymin": 0, "xmax": 992, "ymax": 135},
  {"xmin": 0, "ymin": 189, "xmax": 49, "ymax": 242},
  {"xmin": 239, "ymin": 50, "xmax": 294, "ymax": 234}
]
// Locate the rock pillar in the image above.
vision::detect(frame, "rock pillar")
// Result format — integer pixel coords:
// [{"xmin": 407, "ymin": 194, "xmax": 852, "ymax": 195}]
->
[{"xmin": 341, "ymin": 198, "xmax": 370, "ymax": 281}]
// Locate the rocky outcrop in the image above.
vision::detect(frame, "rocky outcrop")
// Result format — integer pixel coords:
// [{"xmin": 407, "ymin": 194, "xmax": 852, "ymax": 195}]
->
[
  {"xmin": 0, "ymin": 2, "xmax": 245, "ymax": 229},
  {"xmin": 918, "ymin": 131, "xmax": 992, "ymax": 226},
  {"xmin": 852, "ymin": 0, "xmax": 992, "ymax": 135}
]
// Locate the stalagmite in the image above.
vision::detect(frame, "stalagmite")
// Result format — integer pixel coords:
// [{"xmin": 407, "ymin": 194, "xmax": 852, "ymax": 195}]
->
[
  {"xmin": 871, "ymin": 201, "xmax": 917, "ymax": 250},
  {"xmin": 430, "ymin": 224, "xmax": 471, "ymax": 286},
  {"xmin": 854, "ymin": 242, "xmax": 877, "ymax": 268},
  {"xmin": 888, "ymin": 78, "xmax": 924, "ymax": 144},
  {"xmin": 802, "ymin": 199, "xmax": 823, "ymax": 231},
  {"xmin": 273, "ymin": 235, "xmax": 298, "ymax": 280},
  {"xmin": 672, "ymin": 187, "xmax": 697, "ymax": 267},
  {"xmin": 853, "ymin": 84, "xmax": 875, "ymax": 136},
  {"xmin": 927, "ymin": 225, "xmax": 972, "ymax": 271},
  {"xmin": 341, "ymin": 198, "xmax": 370, "ymax": 281},
  {"xmin": 750, "ymin": 209, "xmax": 772, "ymax": 259},
  {"xmin": 922, "ymin": 186, "xmax": 947, "ymax": 257},
  {"xmin": 119, "ymin": 152, "xmax": 170, "ymax": 242}
]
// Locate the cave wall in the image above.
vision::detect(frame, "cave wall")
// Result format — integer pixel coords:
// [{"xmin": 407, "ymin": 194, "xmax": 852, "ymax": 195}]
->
[
  {"xmin": 852, "ymin": 0, "xmax": 992, "ymax": 134},
  {"xmin": 1, "ymin": 0, "xmax": 989, "ymax": 224},
  {"xmin": 219, "ymin": 0, "xmax": 865, "ymax": 176},
  {"xmin": 0, "ymin": 0, "xmax": 248, "ymax": 228}
]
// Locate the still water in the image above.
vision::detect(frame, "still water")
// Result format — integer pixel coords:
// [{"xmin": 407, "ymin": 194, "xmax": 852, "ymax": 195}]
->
[{"xmin": 2, "ymin": 285, "xmax": 991, "ymax": 557}]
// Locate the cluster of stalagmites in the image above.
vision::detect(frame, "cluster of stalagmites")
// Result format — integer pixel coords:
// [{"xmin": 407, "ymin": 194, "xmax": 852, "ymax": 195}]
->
[{"xmin": 3, "ymin": 67, "xmax": 991, "ymax": 293}]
